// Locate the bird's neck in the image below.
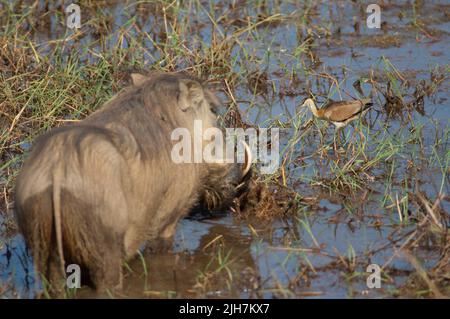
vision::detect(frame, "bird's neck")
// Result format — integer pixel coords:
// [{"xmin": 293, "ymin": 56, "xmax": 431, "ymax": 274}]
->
[{"xmin": 306, "ymin": 100, "xmax": 322, "ymax": 118}]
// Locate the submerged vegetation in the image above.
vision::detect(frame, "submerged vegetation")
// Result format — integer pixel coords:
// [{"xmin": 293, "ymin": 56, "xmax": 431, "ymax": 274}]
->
[{"xmin": 0, "ymin": 0, "xmax": 449, "ymax": 298}]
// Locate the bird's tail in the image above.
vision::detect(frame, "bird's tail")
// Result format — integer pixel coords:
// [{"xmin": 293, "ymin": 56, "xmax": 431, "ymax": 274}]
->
[{"xmin": 361, "ymin": 98, "xmax": 374, "ymax": 109}]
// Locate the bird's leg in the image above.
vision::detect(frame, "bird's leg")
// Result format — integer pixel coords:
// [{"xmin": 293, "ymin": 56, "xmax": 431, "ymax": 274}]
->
[
  {"xmin": 346, "ymin": 126, "xmax": 353, "ymax": 145},
  {"xmin": 357, "ymin": 127, "xmax": 366, "ymax": 142},
  {"xmin": 344, "ymin": 125, "xmax": 356, "ymax": 152},
  {"xmin": 333, "ymin": 127, "xmax": 340, "ymax": 155},
  {"xmin": 340, "ymin": 127, "xmax": 345, "ymax": 147},
  {"xmin": 318, "ymin": 122, "xmax": 328, "ymax": 156},
  {"xmin": 355, "ymin": 126, "xmax": 369, "ymax": 160}
]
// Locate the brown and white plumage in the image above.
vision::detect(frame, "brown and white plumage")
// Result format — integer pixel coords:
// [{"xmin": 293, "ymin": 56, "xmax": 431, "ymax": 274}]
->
[
  {"xmin": 301, "ymin": 98, "xmax": 373, "ymax": 153},
  {"xmin": 302, "ymin": 98, "xmax": 373, "ymax": 128}
]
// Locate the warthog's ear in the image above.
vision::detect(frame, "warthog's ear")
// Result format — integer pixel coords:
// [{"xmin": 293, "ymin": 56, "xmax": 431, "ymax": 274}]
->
[
  {"xmin": 204, "ymin": 89, "xmax": 221, "ymax": 111},
  {"xmin": 131, "ymin": 73, "xmax": 148, "ymax": 86},
  {"xmin": 178, "ymin": 79, "xmax": 204, "ymax": 111}
]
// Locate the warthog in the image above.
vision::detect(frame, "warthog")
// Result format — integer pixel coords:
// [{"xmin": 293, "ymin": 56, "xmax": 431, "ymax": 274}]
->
[{"xmin": 14, "ymin": 72, "xmax": 251, "ymax": 293}]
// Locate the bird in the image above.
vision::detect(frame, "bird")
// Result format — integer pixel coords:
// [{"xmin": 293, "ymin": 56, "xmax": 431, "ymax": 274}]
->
[{"xmin": 300, "ymin": 98, "xmax": 373, "ymax": 152}]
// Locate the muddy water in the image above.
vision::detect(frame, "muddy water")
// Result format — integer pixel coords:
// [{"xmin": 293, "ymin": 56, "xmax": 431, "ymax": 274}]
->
[{"xmin": 0, "ymin": 1, "xmax": 449, "ymax": 298}]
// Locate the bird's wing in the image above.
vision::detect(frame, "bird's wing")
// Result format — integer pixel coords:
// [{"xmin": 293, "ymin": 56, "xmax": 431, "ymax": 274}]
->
[{"xmin": 323, "ymin": 100, "xmax": 371, "ymax": 122}]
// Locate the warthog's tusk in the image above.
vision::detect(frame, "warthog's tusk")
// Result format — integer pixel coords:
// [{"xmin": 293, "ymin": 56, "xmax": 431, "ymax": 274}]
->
[{"xmin": 241, "ymin": 141, "xmax": 252, "ymax": 178}]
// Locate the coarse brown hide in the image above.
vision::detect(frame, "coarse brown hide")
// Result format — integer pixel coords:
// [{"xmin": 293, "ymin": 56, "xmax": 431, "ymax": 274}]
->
[{"xmin": 14, "ymin": 72, "xmax": 251, "ymax": 295}]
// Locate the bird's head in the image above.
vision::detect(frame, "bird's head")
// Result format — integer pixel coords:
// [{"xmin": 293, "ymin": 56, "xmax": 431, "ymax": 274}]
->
[
  {"xmin": 300, "ymin": 98, "xmax": 319, "ymax": 117},
  {"xmin": 301, "ymin": 98, "xmax": 317, "ymax": 109}
]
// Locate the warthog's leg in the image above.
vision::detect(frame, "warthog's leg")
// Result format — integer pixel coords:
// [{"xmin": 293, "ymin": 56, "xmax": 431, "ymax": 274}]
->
[
  {"xmin": 124, "ymin": 226, "xmax": 143, "ymax": 259},
  {"xmin": 90, "ymin": 239, "xmax": 123, "ymax": 293},
  {"xmin": 143, "ymin": 220, "xmax": 178, "ymax": 254},
  {"xmin": 46, "ymin": 248, "xmax": 66, "ymax": 297},
  {"xmin": 160, "ymin": 221, "xmax": 178, "ymax": 240},
  {"xmin": 144, "ymin": 176, "xmax": 198, "ymax": 253}
]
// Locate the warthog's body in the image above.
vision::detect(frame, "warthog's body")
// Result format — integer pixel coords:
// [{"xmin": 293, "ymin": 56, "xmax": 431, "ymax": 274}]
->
[{"xmin": 14, "ymin": 72, "xmax": 249, "ymax": 292}]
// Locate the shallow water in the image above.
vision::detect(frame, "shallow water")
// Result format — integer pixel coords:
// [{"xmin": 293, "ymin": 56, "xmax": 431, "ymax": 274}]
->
[{"xmin": 0, "ymin": 0, "xmax": 449, "ymax": 298}]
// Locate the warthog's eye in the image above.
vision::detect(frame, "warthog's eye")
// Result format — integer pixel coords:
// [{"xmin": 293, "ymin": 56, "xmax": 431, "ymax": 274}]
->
[
  {"xmin": 204, "ymin": 89, "xmax": 221, "ymax": 116},
  {"xmin": 210, "ymin": 106, "xmax": 218, "ymax": 115}
]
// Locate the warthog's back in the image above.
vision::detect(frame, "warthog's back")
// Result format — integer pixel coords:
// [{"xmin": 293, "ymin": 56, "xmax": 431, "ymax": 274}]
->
[{"xmin": 16, "ymin": 125, "xmax": 131, "ymax": 225}]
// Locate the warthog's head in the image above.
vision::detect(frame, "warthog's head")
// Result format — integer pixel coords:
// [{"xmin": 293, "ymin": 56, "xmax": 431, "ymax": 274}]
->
[{"xmin": 129, "ymin": 72, "xmax": 252, "ymax": 216}]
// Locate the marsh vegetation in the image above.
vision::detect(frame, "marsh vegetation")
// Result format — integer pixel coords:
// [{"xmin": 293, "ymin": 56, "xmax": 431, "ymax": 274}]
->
[{"xmin": 0, "ymin": 0, "xmax": 449, "ymax": 298}]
